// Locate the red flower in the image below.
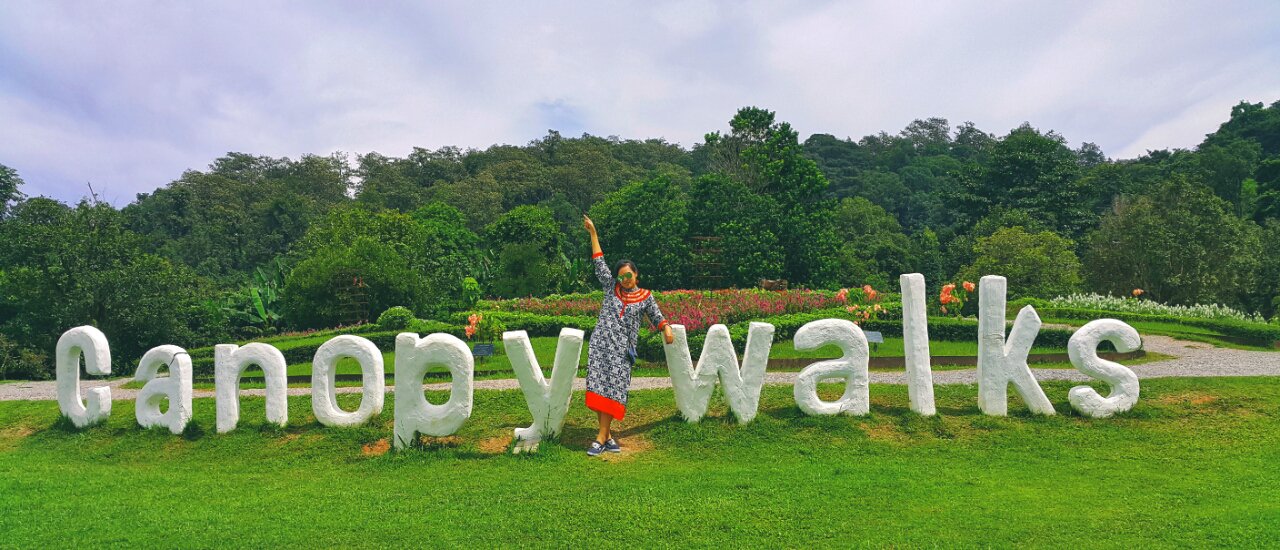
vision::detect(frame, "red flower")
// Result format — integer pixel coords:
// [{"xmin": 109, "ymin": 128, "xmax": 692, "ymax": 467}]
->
[{"xmin": 963, "ymin": 281, "xmax": 975, "ymax": 293}]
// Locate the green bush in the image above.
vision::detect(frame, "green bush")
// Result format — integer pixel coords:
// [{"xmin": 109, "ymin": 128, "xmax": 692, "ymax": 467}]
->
[
  {"xmin": 376, "ymin": 306, "xmax": 415, "ymax": 330},
  {"xmin": 0, "ymin": 335, "xmax": 50, "ymax": 380}
]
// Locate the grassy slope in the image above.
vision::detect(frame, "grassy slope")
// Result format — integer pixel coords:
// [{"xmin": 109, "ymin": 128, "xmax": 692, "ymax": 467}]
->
[{"xmin": 1, "ymin": 378, "xmax": 1277, "ymax": 546}]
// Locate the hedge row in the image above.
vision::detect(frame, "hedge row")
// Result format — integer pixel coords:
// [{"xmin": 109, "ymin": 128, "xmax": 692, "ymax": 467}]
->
[
  {"xmin": 634, "ymin": 308, "xmax": 1080, "ymax": 361},
  {"xmin": 450, "ymin": 311, "xmax": 597, "ymax": 337},
  {"xmin": 1026, "ymin": 306, "xmax": 1280, "ymax": 346},
  {"xmin": 186, "ymin": 305, "xmax": 1108, "ymax": 375},
  {"xmin": 187, "ymin": 320, "xmax": 465, "ymax": 376}
]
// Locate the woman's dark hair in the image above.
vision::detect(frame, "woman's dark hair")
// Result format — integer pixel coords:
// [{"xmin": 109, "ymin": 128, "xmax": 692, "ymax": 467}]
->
[{"xmin": 613, "ymin": 259, "xmax": 638, "ymax": 277}]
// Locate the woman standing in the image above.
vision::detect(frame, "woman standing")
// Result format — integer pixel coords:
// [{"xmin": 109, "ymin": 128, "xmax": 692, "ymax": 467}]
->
[{"xmin": 582, "ymin": 215, "xmax": 674, "ymax": 456}]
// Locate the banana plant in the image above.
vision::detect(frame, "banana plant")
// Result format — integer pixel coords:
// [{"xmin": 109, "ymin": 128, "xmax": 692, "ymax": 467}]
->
[{"xmin": 246, "ymin": 260, "xmax": 285, "ymax": 329}]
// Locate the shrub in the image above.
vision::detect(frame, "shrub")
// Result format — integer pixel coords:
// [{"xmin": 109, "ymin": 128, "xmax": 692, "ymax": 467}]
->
[
  {"xmin": 477, "ymin": 316, "xmax": 507, "ymax": 346},
  {"xmin": 0, "ymin": 336, "xmax": 50, "ymax": 380},
  {"xmin": 376, "ymin": 306, "xmax": 415, "ymax": 330}
]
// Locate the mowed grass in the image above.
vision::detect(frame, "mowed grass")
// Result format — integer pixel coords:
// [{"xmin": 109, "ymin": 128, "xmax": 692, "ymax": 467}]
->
[
  {"xmin": 1044, "ymin": 317, "xmax": 1279, "ymax": 352},
  {"xmin": 1, "ymin": 377, "xmax": 1277, "ymax": 546}
]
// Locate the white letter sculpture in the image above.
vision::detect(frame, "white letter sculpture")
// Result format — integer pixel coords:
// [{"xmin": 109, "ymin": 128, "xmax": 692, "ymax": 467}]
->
[
  {"xmin": 977, "ymin": 276, "xmax": 1055, "ymax": 416},
  {"xmin": 664, "ymin": 322, "xmax": 775, "ymax": 424},
  {"xmin": 1068, "ymin": 319, "xmax": 1142, "ymax": 418},
  {"xmin": 214, "ymin": 343, "xmax": 289, "ymax": 433},
  {"xmin": 311, "ymin": 335, "xmax": 385, "ymax": 427},
  {"xmin": 899, "ymin": 273, "xmax": 937, "ymax": 416},
  {"xmin": 793, "ymin": 319, "xmax": 870, "ymax": 416},
  {"xmin": 394, "ymin": 332, "xmax": 474, "ymax": 448},
  {"xmin": 506, "ymin": 328, "xmax": 584, "ymax": 447},
  {"xmin": 134, "ymin": 345, "xmax": 193, "ymax": 434},
  {"xmin": 56, "ymin": 326, "xmax": 112, "ymax": 428}
]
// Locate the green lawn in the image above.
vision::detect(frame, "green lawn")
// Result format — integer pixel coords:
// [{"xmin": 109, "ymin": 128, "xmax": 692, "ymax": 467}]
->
[
  {"xmin": 1, "ymin": 377, "xmax": 1277, "ymax": 546},
  {"xmin": 1044, "ymin": 317, "xmax": 1279, "ymax": 352}
]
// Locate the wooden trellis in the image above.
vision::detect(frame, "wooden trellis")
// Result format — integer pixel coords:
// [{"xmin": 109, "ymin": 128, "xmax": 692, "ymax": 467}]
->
[
  {"xmin": 690, "ymin": 235, "xmax": 726, "ymax": 289},
  {"xmin": 332, "ymin": 270, "xmax": 370, "ymax": 326}
]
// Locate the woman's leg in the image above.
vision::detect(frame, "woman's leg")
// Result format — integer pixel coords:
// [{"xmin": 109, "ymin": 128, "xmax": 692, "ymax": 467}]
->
[{"xmin": 595, "ymin": 411, "xmax": 612, "ymax": 444}]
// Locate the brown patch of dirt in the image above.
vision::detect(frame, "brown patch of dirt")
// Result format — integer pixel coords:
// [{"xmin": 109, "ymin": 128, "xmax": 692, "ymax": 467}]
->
[
  {"xmin": 1153, "ymin": 392, "xmax": 1219, "ymax": 406},
  {"xmin": 598, "ymin": 434, "xmax": 653, "ymax": 461},
  {"xmin": 859, "ymin": 421, "xmax": 906, "ymax": 442},
  {"xmin": 362, "ymin": 438, "xmax": 391, "ymax": 457},
  {"xmin": 477, "ymin": 436, "xmax": 513, "ymax": 454},
  {"xmin": 269, "ymin": 433, "xmax": 302, "ymax": 446},
  {"xmin": 417, "ymin": 435, "xmax": 462, "ymax": 448},
  {"xmin": 0, "ymin": 425, "xmax": 35, "ymax": 450}
]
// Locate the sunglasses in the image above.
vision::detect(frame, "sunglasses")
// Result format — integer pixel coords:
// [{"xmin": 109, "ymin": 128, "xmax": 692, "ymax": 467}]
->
[{"xmin": 616, "ymin": 272, "xmax": 635, "ymax": 281}]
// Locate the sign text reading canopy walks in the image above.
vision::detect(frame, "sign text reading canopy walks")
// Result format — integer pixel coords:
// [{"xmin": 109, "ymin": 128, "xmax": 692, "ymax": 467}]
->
[{"xmin": 54, "ymin": 276, "xmax": 1144, "ymax": 448}]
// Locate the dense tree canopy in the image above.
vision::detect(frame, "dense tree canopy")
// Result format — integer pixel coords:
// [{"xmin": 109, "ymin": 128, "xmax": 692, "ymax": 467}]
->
[
  {"xmin": 3, "ymin": 99, "xmax": 1280, "ymax": 376},
  {"xmin": 589, "ymin": 175, "xmax": 691, "ymax": 290},
  {"xmin": 1083, "ymin": 179, "xmax": 1259, "ymax": 306}
]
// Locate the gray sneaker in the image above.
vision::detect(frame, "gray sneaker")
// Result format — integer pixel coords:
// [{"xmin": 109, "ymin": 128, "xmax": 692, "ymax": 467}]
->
[
  {"xmin": 586, "ymin": 440, "xmax": 605, "ymax": 456},
  {"xmin": 604, "ymin": 437, "xmax": 622, "ymax": 453}
]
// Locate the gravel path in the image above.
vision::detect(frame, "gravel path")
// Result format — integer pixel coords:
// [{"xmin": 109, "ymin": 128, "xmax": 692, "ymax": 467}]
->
[{"xmin": 2, "ymin": 334, "xmax": 1276, "ymax": 402}]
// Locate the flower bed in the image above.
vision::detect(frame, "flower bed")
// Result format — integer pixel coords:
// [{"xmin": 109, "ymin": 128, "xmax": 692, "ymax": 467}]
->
[
  {"xmin": 1040, "ymin": 293, "xmax": 1267, "ymax": 323},
  {"xmin": 484, "ymin": 288, "xmax": 902, "ymax": 333}
]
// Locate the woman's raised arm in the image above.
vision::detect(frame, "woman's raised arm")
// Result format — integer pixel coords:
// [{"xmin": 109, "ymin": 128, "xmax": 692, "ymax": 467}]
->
[
  {"xmin": 584, "ymin": 215, "xmax": 602, "ymax": 257},
  {"xmin": 584, "ymin": 215, "xmax": 612, "ymax": 289}
]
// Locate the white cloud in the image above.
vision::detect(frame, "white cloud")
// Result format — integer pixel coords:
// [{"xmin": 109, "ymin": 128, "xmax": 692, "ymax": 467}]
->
[{"xmin": 0, "ymin": 0, "xmax": 1277, "ymax": 204}]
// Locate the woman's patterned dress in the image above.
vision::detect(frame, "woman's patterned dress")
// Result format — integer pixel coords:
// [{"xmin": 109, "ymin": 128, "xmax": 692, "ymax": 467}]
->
[{"xmin": 584, "ymin": 252, "xmax": 668, "ymax": 420}]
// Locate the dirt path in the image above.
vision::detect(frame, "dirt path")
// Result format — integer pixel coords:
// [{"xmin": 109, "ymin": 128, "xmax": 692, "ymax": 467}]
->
[{"xmin": 2, "ymin": 335, "xmax": 1275, "ymax": 402}]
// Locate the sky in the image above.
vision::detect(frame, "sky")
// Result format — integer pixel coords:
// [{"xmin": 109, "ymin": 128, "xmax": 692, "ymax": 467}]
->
[{"xmin": 2, "ymin": 1, "xmax": 1279, "ymax": 206}]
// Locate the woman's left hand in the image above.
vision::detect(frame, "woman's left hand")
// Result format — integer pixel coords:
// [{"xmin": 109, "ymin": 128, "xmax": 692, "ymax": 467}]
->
[{"xmin": 663, "ymin": 326, "xmax": 674, "ymax": 345}]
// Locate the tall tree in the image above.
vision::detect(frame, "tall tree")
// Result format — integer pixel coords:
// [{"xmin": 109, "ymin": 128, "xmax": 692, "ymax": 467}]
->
[
  {"xmin": 589, "ymin": 175, "xmax": 691, "ymax": 290},
  {"xmin": 956, "ymin": 123, "xmax": 1093, "ymax": 237},
  {"xmin": 957, "ymin": 226, "xmax": 1081, "ymax": 299},
  {"xmin": 0, "ymin": 199, "xmax": 211, "ymax": 373},
  {"xmin": 704, "ymin": 107, "xmax": 840, "ymax": 287},
  {"xmin": 0, "ymin": 163, "xmax": 26, "ymax": 220},
  {"xmin": 1083, "ymin": 179, "xmax": 1257, "ymax": 306}
]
